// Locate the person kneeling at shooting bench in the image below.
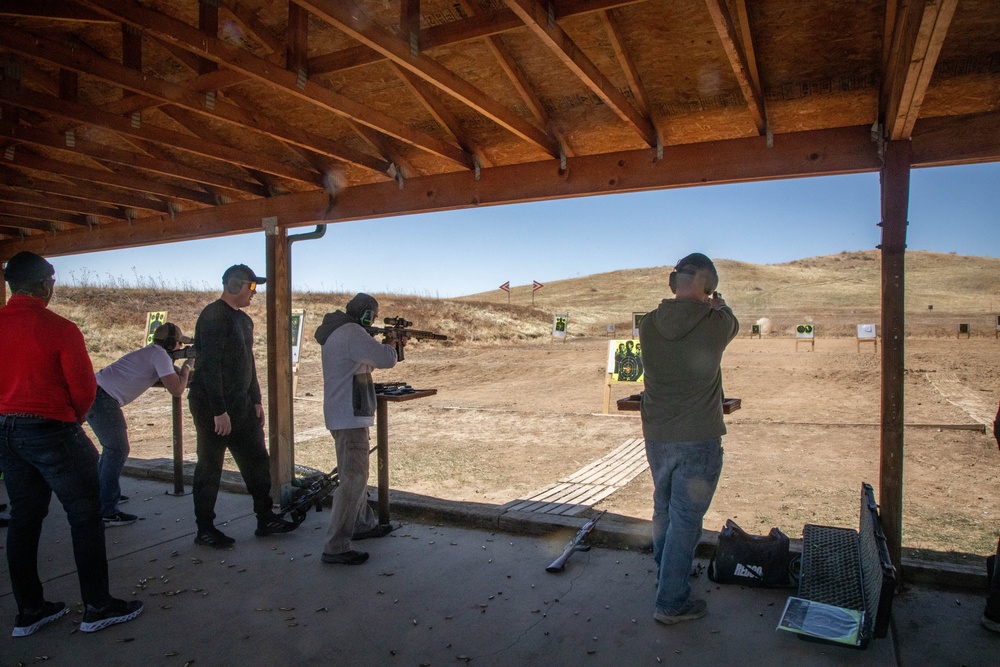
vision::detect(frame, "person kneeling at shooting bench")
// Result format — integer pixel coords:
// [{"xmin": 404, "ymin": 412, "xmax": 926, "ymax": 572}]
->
[
  {"xmin": 86, "ymin": 322, "xmax": 195, "ymax": 527},
  {"xmin": 315, "ymin": 293, "xmax": 398, "ymax": 565}
]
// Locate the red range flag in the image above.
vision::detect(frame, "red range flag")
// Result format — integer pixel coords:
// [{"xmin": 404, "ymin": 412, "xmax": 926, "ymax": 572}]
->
[
  {"xmin": 532, "ymin": 280, "xmax": 543, "ymax": 291},
  {"xmin": 499, "ymin": 281, "xmax": 510, "ymax": 292}
]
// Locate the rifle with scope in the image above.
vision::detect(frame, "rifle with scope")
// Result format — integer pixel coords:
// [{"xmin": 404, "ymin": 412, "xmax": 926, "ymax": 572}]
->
[{"xmin": 365, "ymin": 317, "xmax": 447, "ymax": 361}]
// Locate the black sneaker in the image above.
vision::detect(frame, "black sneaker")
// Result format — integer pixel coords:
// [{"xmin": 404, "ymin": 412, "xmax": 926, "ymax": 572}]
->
[
  {"xmin": 12, "ymin": 601, "xmax": 68, "ymax": 637},
  {"xmin": 194, "ymin": 527, "xmax": 235, "ymax": 548},
  {"xmin": 103, "ymin": 512, "xmax": 138, "ymax": 527},
  {"xmin": 321, "ymin": 550, "xmax": 369, "ymax": 565},
  {"xmin": 118, "ymin": 495, "xmax": 130, "ymax": 505},
  {"xmin": 80, "ymin": 598, "xmax": 143, "ymax": 633},
  {"xmin": 255, "ymin": 513, "xmax": 298, "ymax": 536}
]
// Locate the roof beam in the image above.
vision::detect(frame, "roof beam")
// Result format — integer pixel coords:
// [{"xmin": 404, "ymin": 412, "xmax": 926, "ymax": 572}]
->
[
  {"xmin": 307, "ymin": 0, "xmax": 646, "ymax": 75},
  {"xmin": 0, "ymin": 186, "xmax": 130, "ymax": 219},
  {"xmin": 0, "ymin": 123, "xmax": 268, "ymax": 198},
  {"xmin": 598, "ymin": 9, "xmax": 650, "ymax": 119},
  {"xmin": 502, "ymin": 0, "xmax": 656, "ymax": 147},
  {"xmin": 76, "ymin": 0, "xmax": 474, "ymax": 169},
  {"xmin": 0, "ymin": 26, "xmax": 391, "ymax": 177},
  {"xmin": 294, "ymin": 0, "xmax": 559, "ymax": 158},
  {"xmin": 0, "ymin": 165, "xmax": 168, "ymax": 213},
  {"xmin": 3, "ymin": 147, "xmax": 217, "ymax": 206},
  {"xmin": 0, "ymin": 216, "xmax": 60, "ymax": 235},
  {"xmin": 1, "ymin": 124, "xmax": 887, "ymax": 258},
  {"xmin": 704, "ymin": 0, "xmax": 766, "ymax": 135},
  {"xmin": 0, "ymin": 0, "xmax": 110, "ymax": 23},
  {"xmin": 0, "ymin": 202, "xmax": 90, "ymax": 228},
  {"xmin": 0, "ymin": 83, "xmax": 319, "ymax": 185},
  {"xmin": 881, "ymin": 0, "xmax": 958, "ymax": 140}
]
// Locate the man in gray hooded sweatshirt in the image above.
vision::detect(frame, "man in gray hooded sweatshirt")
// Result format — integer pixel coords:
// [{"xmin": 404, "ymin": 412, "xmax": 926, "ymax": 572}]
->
[
  {"xmin": 639, "ymin": 253, "xmax": 739, "ymax": 625},
  {"xmin": 315, "ymin": 293, "xmax": 397, "ymax": 565}
]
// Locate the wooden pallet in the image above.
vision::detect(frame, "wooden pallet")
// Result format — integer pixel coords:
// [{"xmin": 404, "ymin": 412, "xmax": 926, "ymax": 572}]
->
[{"xmin": 504, "ymin": 438, "xmax": 648, "ymax": 516}]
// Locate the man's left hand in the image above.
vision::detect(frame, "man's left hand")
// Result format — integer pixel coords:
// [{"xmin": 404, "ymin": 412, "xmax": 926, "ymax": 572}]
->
[{"xmin": 255, "ymin": 403, "xmax": 265, "ymax": 427}]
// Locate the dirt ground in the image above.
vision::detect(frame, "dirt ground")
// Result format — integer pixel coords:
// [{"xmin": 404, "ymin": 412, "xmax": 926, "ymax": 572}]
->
[{"xmin": 113, "ymin": 335, "xmax": 1000, "ymax": 557}]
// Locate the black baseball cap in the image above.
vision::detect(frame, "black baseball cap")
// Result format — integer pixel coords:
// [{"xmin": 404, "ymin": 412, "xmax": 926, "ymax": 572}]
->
[
  {"xmin": 222, "ymin": 264, "xmax": 266, "ymax": 286},
  {"xmin": 4, "ymin": 251, "xmax": 55, "ymax": 288},
  {"xmin": 674, "ymin": 252, "xmax": 716, "ymax": 274}
]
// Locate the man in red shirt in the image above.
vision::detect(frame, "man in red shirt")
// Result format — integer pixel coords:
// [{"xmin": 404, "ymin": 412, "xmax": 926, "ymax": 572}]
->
[{"xmin": 0, "ymin": 251, "xmax": 142, "ymax": 636}]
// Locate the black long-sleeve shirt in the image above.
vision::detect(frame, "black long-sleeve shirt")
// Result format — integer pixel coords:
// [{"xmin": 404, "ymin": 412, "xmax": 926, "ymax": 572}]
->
[{"xmin": 189, "ymin": 299, "xmax": 262, "ymax": 416}]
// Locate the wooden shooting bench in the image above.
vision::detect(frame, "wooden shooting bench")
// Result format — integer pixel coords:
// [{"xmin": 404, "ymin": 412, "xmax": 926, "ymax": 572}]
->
[
  {"xmin": 375, "ymin": 387, "xmax": 436, "ymax": 525},
  {"xmin": 782, "ymin": 482, "xmax": 897, "ymax": 649},
  {"xmin": 616, "ymin": 393, "xmax": 742, "ymax": 415}
]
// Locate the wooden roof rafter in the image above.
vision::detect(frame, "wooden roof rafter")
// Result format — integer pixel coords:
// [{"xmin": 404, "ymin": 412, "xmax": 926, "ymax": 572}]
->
[
  {"xmin": 293, "ymin": 0, "xmax": 560, "ymax": 159},
  {"xmin": 881, "ymin": 0, "xmax": 959, "ymax": 140},
  {"xmin": 704, "ymin": 0, "xmax": 766, "ymax": 136},
  {"xmin": 0, "ymin": 164, "xmax": 167, "ymax": 214},
  {"xmin": 503, "ymin": 0, "xmax": 657, "ymax": 148},
  {"xmin": 75, "ymin": 0, "xmax": 475, "ymax": 169},
  {"xmin": 0, "ymin": 185, "xmax": 131, "ymax": 220}
]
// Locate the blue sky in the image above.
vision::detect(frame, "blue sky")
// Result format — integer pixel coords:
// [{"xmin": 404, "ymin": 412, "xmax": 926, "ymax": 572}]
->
[{"xmin": 48, "ymin": 162, "xmax": 1000, "ymax": 298}]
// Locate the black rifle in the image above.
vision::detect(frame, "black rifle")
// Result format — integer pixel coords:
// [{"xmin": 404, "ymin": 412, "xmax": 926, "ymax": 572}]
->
[
  {"xmin": 546, "ymin": 510, "xmax": 606, "ymax": 573},
  {"xmin": 169, "ymin": 345, "xmax": 195, "ymax": 360},
  {"xmin": 365, "ymin": 317, "xmax": 447, "ymax": 361},
  {"xmin": 277, "ymin": 446, "xmax": 377, "ymax": 525}
]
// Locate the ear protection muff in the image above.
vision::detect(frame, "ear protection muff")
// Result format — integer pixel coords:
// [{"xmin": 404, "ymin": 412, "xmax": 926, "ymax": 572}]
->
[
  {"xmin": 668, "ymin": 271, "xmax": 678, "ymax": 294},
  {"xmin": 226, "ymin": 276, "xmax": 244, "ymax": 295},
  {"xmin": 359, "ymin": 308, "xmax": 375, "ymax": 327}
]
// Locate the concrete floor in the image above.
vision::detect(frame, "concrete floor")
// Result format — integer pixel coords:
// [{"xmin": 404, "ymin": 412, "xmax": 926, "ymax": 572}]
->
[{"xmin": 1, "ymin": 473, "xmax": 997, "ymax": 667}]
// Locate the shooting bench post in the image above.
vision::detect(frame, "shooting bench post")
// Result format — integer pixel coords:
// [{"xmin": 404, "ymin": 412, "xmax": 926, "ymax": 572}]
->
[{"xmin": 375, "ymin": 387, "xmax": 436, "ymax": 525}]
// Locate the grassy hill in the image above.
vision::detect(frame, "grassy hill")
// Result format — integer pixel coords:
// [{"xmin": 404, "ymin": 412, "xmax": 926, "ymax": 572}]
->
[{"xmin": 47, "ymin": 250, "xmax": 1000, "ymax": 367}]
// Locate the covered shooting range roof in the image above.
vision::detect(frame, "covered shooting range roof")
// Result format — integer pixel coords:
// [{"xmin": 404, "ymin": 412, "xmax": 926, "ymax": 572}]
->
[{"xmin": 0, "ymin": 0, "xmax": 998, "ymax": 259}]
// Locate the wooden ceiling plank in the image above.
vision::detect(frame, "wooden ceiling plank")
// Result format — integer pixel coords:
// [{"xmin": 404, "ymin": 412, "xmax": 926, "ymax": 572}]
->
[
  {"xmin": 307, "ymin": 0, "xmax": 646, "ymax": 75},
  {"xmin": 0, "ymin": 186, "xmax": 127, "ymax": 219},
  {"xmin": 0, "ymin": 202, "xmax": 90, "ymax": 227},
  {"xmin": 0, "ymin": 164, "xmax": 168, "ymax": 213},
  {"xmin": 0, "ymin": 0, "xmax": 111, "ymax": 24},
  {"xmin": 0, "ymin": 123, "xmax": 268, "ymax": 197},
  {"xmin": 388, "ymin": 62, "xmax": 491, "ymax": 169},
  {"xmin": 455, "ymin": 0, "xmax": 548, "ymax": 130},
  {"xmin": 733, "ymin": 0, "xmax": 761, "ymax": 94},
  {"xmin": 76, "ymin": 0, "xmax": 474, "ymax": 169},
  {"xmin": 5, "ymin": 148, "xmax": 216, "ymax": 205},
  {"xmin": 598, "ymin": 9, "xmax": 650, "ymax": 118},
  {"xmin": 0, "ymin": 26, "xmax": 390, "ymax": 176},
  {"xmin": 295, "ymin": 0, "xmax": 558, "ymax": 158},
  {"xmin": 882, "ymin": 0, "xmax": 958, "ymax": 141},
  {"xmin": 0, "ymin": 216, "xmax": 59, "ymax": 234},
  {"xmin": 703, "ymin": 0, "xmax": 766, "ymax": 135},
  {"xmin": 0, "ymin": 83, "xmax": 318, "ymax": 184},
  {"xmin": 349, "ymin": 121, "xmax": 418, "ymax": 180},
  {"xmin": 502, "ymin": 0, "xmax": 656, "ymax": 147}
]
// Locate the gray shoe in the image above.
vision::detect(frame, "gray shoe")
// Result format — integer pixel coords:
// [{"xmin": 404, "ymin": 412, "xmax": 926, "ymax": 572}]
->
[
  {"xmin": 321, "ymin": 550, "xmax": 369, "ymax": 565},
  {"xmin": 654, "ymin": 598, "xmax": 707, "ymax": 625}
]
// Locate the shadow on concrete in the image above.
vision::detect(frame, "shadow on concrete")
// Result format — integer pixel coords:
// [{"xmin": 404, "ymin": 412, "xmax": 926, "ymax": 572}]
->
[{"xmin": 0, "ymin": 463, "xmax": 996, "ymax": 666}]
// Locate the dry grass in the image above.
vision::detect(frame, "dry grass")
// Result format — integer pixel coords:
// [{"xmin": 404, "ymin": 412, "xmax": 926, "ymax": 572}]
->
[{"xmin": 55, "ymin": 249, "xmax": 1000, "ymax": 367}]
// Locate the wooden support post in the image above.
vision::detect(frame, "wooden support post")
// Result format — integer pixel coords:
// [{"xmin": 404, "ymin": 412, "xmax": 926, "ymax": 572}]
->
[
  {"xmin": 265, "ymin": 221, "xmax": 294, "ymax": 504},
  {"xmin": 879, "ymin": 139, "xmax": 910, "ymax": 573},
  {"xmin": 0, "ymin": 262, "xmax": 6, "ymax": 305},
  {"xmin": 602, "ymin": 374, "xmax": 612, "ymax": 414},
  {"xmin": 171, "ymin": 394, "xmax": 185, "ymax": 495}
]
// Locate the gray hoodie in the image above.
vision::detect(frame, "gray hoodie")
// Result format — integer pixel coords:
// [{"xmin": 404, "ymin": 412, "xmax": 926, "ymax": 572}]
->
[
  {"xmin": 315, "ymin": 310, "xmax": 397, "ymax": 430},
  {"xmin": 638, "ymin": 299, "xmax": 739, "ymax": 443}
]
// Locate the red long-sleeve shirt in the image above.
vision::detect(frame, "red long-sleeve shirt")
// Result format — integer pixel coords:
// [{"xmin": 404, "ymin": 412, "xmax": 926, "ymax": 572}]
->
[{"xmin": 0, "ymin": 294, "xmax": 96, "ymax": 422}]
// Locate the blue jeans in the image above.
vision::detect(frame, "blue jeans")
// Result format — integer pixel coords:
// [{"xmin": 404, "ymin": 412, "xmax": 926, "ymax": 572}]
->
[
  {"xmin": 0, "ymin": 415, "xmax": 111, "ymax": 611},
  {"xmin": 645, "ymin": 438, "xmax": 724, "ymax": 613},
  {"xmin": 85, "ymin": 387, "xmax": 130, "ymax": 517}
]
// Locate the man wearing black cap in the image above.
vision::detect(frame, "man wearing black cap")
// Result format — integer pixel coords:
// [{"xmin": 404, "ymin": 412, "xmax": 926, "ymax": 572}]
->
[
  {"xmin": 0, "ymin": 251, "xmax": 143, "ymax": 635},
  {"xmin": 187, "ymin": 264, "xmax": 296, "ymax": 548},
  {"xmin": 86, "ymin": 322, "xmax": 195, "ymax": 527},
  {"xmin": 314, "ymin": 293, "xmax": 398, "ymax": 565},
  {"xmin": 639, "ymin": 253, "xmax": 739, "ymax": 626}
]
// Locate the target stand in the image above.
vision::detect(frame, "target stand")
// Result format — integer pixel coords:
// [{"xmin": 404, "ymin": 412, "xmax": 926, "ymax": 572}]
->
[
  {"xmin": 795, "ymin": 324, "xmax": 815, "ymax": 351},
  {"xmin": 750, "ymin": 324, "xmax": 762, "ymax": 339},
  {"xmin": 957, "ymin": 323, "xmax": 970, "ymax": 339}
]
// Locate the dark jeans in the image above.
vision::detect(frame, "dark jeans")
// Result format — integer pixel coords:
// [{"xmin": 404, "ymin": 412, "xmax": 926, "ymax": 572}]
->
[
  {"xmin": 0, "ymin": 415, "xmax": 111, "ymax": 611},
  {"xmin": 188, "ymin": 393, "xmax": 273, "ymax": 531},
  {"xmin": 85, "ymin": 387, "xmax": 130, "ymax": 517},
  {"xmin": 987, "ymin": 538, "xmax": 1000, "ymax": 617}
]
